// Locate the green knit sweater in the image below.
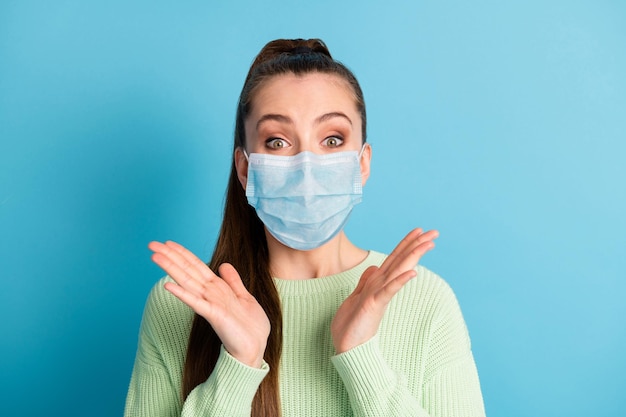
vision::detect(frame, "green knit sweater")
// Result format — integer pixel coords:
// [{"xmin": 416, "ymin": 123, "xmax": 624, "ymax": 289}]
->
[{"xmin": 125, "ymin": 251, "xmax": 485, "ymax": 416}]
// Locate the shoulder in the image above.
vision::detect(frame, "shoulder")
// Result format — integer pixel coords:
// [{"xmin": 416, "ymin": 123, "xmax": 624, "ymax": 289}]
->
[
  {"xmin": 143, "ymin": 276, "xmax": 188, "ymax": 314},
  {"xmin": 414, "ymin": 264, "xmax": 458, "ymax": 305},
  {"xmin": 369, "ymin": 251, "xmax": 462, "ymax": 319},
  {"xmin": 368, "ymin": 251, "xmax": 456, "ymax": 299},
  {"xmin": 140, "ymin": 276, "xmax": 195, "ymax": 342},
  {"xmin": 131, "ymin": 278, "xmax": 193, "ymax": 389}
]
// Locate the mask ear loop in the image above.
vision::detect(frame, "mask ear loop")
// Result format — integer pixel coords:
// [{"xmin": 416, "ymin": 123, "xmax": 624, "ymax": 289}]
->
[
  {"xmin": 242, "ymin": 148, "xmax": 250, "ymax": 161},
  {"xmin": 358, "ymin": 143, "xmax": 367, "ymax": 159}
]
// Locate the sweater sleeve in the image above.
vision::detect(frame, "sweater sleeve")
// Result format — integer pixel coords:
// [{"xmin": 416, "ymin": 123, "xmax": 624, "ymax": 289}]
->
[
  {"xmin": 124, "ymin": 279, "xmax": 269, "ymax": 417},
  {"xmin": 181, "ymin": 346, "xmax": 269, "ymax": 416},
  {"xmin": 331, "ymin": 336, "xmax": 429, "ymax": 416},
  {"xmin": 330, "ymin": 271, "xmax": 485, "ymax": 417},
  {"xmin": 420, "ymin": 279, "xmax": 485, "ymax": 417}
]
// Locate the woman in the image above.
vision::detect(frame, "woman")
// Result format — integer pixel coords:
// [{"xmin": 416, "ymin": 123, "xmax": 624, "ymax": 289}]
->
[{"xmin": 125, "ymin": 38, "xmax": 485, "ymax": 417}]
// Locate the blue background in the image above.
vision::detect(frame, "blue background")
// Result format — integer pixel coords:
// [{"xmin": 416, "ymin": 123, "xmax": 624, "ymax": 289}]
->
[{"xmin": 1, "ymin": 1, "xmax": 625, "ymax": 416}]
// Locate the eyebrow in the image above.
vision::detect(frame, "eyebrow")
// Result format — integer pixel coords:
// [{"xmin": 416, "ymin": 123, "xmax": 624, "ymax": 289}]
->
[
  {"xmin": 256, "ymin": 114, "xmax": 292, "ymax": 130},
  {"xmin": 255, "ymin": 112, "xmax": 352, "ymax": 131},
  {"xmin": 316, "ymin": 112, "xmax": 352, "ymax": 126}
]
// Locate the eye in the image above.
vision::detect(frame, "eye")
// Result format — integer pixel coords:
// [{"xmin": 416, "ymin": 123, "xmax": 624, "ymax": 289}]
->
[
  {"xmin": 323, "ymin": 136, "xmax": 344, "ymax": 148},
  {"xmin": 265, "ymin": 137, "xmax": 290, "ymax": 149}
]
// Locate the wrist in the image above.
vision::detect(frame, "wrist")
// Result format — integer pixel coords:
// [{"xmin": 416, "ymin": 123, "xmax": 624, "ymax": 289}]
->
[{"xmin": 225, "ymin": 345, "xmax": 266, "ymax": 369}]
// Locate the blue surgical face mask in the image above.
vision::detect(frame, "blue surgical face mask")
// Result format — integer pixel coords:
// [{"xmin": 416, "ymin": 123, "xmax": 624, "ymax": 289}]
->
[{"xmin": 245, "ymin": 149, "xmax": 364, "ymax": 251}]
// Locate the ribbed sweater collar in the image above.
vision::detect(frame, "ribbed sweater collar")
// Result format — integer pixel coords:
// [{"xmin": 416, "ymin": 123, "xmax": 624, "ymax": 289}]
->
[{"xmin": 272, "ymin": 251, "xmax": 385, "ymax": 296}]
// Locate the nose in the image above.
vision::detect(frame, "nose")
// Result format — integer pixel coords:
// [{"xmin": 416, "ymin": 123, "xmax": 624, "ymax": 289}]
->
[
  {"xmin": 292, "ymin": 137, "xmax": 315, "ymax": 155},
  {"xmin": 294, "ymin": 147, "xmax": 317, "ymax": 156}
]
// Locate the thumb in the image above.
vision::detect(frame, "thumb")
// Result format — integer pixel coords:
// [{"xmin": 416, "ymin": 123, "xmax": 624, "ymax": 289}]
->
[
  {"xmin": 218, "ymin": 263, "xmax": 249, "ymax": 297},
  {"xmin": 353, "ymin": 265, "xmax": 379, "ymax": 295}
]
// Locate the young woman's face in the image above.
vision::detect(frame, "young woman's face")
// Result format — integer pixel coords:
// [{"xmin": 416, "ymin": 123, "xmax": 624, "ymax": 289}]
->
[{"xmin": 243, "ymin": 72, "xmax": 364, "ymax": 155}]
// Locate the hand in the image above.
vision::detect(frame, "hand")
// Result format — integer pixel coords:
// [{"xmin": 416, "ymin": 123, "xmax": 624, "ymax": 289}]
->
[
  {"xmin": 331, "ymin": 228, "xmax": 438, "ymax": 354},
  {"xmin": 149, "ymin": 240, "xmax": 270, "ymax": 368}
]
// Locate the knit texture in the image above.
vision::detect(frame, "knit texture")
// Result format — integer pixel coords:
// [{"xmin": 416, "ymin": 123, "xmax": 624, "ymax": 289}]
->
[{"xmin": 125, "ymin": 251, "xmax": 485, "ymax": 416}]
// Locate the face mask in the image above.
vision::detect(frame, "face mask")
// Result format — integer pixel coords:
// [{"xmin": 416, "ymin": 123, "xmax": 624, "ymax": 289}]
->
[{"xmin": 245, "ymin": 149, "xmax": 363, "ymax": 251}]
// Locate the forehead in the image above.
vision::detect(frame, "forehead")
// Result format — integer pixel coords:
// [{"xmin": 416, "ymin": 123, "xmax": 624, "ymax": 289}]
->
[{"xmin": 249, "ymin": 72, "xmax": 359, "ymax": 113}]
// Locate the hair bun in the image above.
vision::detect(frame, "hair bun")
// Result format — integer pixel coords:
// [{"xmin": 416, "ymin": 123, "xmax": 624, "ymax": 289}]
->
[
  {"xmin": 248, "ymin": 39, "xmax": 333, "ymax": 74},
  {"xmin": 289, "ymin": 46, "xmax": 315, "ymax": 55}
]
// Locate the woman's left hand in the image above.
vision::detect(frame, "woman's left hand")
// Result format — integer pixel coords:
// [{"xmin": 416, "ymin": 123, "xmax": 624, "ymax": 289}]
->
[{"xmin": 331, "ymin": 228, "xmax": 439, "ymax": 354}]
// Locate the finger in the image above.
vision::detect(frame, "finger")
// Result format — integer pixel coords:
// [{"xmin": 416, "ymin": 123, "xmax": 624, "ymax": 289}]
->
[
  {"xmin": 164, "ymin": 281, "xmax": 215, "ymax": 318},
  {"xmin": 164, "ymin": 240, "xmax": 216, "ymax": 282},
  {"xmin": 396, "ymin": 230, "xmax": 438, "ymax": 264},
  {"xmin": 149, "ymin": 243, "xmax": 209, "ymax": 297},
  {"xmin": 390, "ymin": 239, "xmax": 436, "ymax": 277},
  {"xmin": 353, "ymin": 266, "xmax": 379, "ymax": 295},
  {"xmin": 377, "ymin": 269, "xmax": 418, "ymax": 304},
  {"xmin": 379, "ymin": 239, "xmax": 436, "ymax": 288},
  {"xmin": 150, "ymin": 240, "xmax": 215, "ymax": 285},
  {"xmin": 151, "ymin": 251, "xmax": 203, "ymax": 293},
  {"xmin": 218, "ymin": 263, "xmax": 249, "ymax": 298},
  {"xmin": 381, "ymin": 227, "xmax": 438, "ymax": 273},
  {"xmin": 396, "ymin": 229, "xmax": 438, "ymax": 260},
  {"xmin": 416, "ymin": 229, "xmax": 439, "ymax": 245},
  {"xmin": 379, "ymin": 228, "xmax": 423, "ymax": 274}
]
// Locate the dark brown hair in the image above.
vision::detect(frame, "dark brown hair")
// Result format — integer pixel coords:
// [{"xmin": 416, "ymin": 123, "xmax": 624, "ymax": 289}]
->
[{"xmin": 181, "ymin": 38, "xmax": 367, "ymax": 416}]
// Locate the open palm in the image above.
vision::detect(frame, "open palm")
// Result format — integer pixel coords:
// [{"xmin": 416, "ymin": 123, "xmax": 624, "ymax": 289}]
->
[
  {"xmin": 149, "ymin": 240, "xmax": 270, "ymax": 368},
  {"xmin": 331, "ymin": 228, "xmax": 438, "ymax": 353}
]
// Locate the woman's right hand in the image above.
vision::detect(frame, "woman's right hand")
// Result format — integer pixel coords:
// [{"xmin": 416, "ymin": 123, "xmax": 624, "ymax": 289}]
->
[{"xmin": 149, "ymin": 240, "xmax": 270, "ymax": 369}]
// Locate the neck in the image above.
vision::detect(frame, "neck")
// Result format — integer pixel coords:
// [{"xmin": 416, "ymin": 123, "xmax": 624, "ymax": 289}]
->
[{"xmin": 267, "ymin": 231, "xmax": 368, "ymax": 280}]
